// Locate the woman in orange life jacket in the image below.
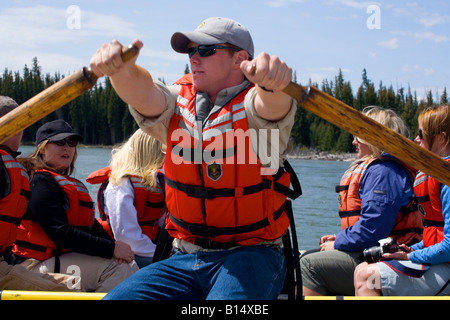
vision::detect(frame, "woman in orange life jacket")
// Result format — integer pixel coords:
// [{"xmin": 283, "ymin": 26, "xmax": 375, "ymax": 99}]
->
[
  {"xmin": 13, "ymin": 120, "xmax": 138, "ymax": 292},
  {"xmin": 0, "ymin": 97, "xmax": 79, "ymax": 292},
  {"xmin": 300, "ymin": 106, "xmax": 423, "ymax": 296},
  {"xmin": 355, "ymin": 104, "xmax": 450, "ymax": 296},
  {"xmin": 87, "ymin": 129, "xmax": 166, "ymax": 268}
]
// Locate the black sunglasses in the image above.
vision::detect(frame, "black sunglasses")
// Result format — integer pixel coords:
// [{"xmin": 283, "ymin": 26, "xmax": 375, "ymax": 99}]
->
[
  {"xmin": 418, "ymin": 128, "xmax": 424, "ymax": 140},
  {"xmin": 187, "ymin": 45, "xmax": 241, "ymax": 58},
  {"xmin": 49, "ymin": 139, "xmax": 78, "ymax": 148}
]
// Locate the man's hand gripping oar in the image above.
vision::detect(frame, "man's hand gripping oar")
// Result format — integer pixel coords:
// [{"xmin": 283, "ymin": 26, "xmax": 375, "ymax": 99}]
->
[{"xmin": 0, "ymin": 42, "xmax": 140, "ymax": 145}]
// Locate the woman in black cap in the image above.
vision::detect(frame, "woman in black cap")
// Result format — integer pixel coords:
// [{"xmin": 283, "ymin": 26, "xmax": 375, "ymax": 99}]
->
[{"xmin": 13, "ymin": 119, "xmax": 138, "ymax": 292}]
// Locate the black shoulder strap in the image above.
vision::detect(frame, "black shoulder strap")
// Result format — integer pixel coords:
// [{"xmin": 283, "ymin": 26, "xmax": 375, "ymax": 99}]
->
[
  {"xmin": 152, "ymin": 226, "xmax": 173, "ymax": 263},
  {"xmin": 273, "ymin": 160, "xmax": 302, "ymax": 200},
  {"xmin": 156, "ymin": 171, "xmax": 166, "ymax": 196},
  {"xmin": 284, "ymin": 159, "xmax": 302, "ymax": 198},
  {"xmin": 150, "ymin": 171, "xmax": 173, "ymax": 263},
  {"xmin": 97, "ymin": 180, "xmax": 109, "ymax": 220},
  {"xmin": 282, "ymin": 199, "xmax": 302, "ymax": 300},
  {"xmin": 0, "ymin": 157, "xmax": 11, "ymax": 200},
  {"xmin": 280, "ymin": 160, "xmax": 303, "ymax": 300}
]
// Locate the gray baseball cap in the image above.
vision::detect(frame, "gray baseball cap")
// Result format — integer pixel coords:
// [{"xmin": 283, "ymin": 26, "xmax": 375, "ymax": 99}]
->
[
  {"xmin": 171, "ymin": 17, "xmax": 254, "ymax": 59},
  {"xmin": 0, "ymin": 96, "xmax": 18, "ymax": 118}
]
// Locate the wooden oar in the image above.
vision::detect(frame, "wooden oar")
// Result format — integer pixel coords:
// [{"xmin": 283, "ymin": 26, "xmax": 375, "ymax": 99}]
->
[
  {"xmin": 0, "ymin": 44, "xmax": 139, "ymax": 145},
  {"xmin": 283, "ymin": 82, "xmax": 450, "ymax": 186}
]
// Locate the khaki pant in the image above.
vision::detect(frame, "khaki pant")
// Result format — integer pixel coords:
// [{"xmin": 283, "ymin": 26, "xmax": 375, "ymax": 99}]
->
[
  {"xmin": 0, "ymin": 257, "xmax": 79, "ymax": 292},
  {"xmin": 23, "ymin": 252, "xmax": 138, "ymax": 292},
  {"xmin": 300, "ymin": 249, "xmax": 362, "ymax": 296}
]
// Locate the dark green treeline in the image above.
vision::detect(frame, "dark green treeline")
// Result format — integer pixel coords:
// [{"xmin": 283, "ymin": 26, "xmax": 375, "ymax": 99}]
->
[
  {"xmin": 0, "ymin": 58, "xmax": 448, "ymax": 151},
  {"xmin": 292, "ymin": 68, "xmax": 447, "ymax": 152}
]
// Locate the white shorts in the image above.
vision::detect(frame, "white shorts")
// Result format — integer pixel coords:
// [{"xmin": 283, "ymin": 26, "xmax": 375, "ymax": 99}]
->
[{"xmin": 378, "ymin": 260, "xmax": 450, "ymax": 296}]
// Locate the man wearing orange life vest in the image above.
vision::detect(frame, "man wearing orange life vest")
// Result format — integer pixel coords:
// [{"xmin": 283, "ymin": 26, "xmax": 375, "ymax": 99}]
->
[
  {"xmin": 90, "ymin": 17, "xmax": 298, "ymax": 299},
  {"xmin": 355, "ymin": 104, "xmax": 450, "ymax": 296},
  {"xmin": 0, "ymin": 96, "xmax": 77, "ymax": 291}
]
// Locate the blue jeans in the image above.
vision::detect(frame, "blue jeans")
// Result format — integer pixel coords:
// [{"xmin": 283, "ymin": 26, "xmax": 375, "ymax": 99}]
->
[{"xmin": 103, "ymin": 245, "xmax": 286, "ymax": 300}]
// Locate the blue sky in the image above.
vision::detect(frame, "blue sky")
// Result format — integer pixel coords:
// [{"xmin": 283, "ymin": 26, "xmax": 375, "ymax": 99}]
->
[{"xmin": 1, "ymin": 0, "xmax": 448, "ymax": 101}]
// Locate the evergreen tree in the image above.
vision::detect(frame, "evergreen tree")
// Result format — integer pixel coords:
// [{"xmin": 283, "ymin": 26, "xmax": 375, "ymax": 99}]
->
[
  {"xmin": 426, "ymin": 89, "xmax": 433, "ymax": 106},
  {"xmin": 0, "ymin": 69, "xmax": 15, "ymax": 98},
  {"xmin": 441, "ymin": 87, "xmax": 448, "ymax": 104},
  {"xmin": 90, "ymin": 83, "xmax": 109, "ymax": 144}
]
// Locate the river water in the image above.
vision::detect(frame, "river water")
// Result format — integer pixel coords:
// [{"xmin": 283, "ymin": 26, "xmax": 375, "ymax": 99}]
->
[{"xmin": 19, "ymin": 145, "xmax": 352, "ymax": 250}]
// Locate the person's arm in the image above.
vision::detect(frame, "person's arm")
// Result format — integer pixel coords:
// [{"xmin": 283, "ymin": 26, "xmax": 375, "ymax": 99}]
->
[
  {"xmin": 241, "ymin": 52, "xmax": 293, "ymax": 121},
  {"xmin": 105, "ymin": 178, "xmax": 156, "ymax": 256},
  {"xmin": 409, "ymin": 184, "xmax": 450, "ymax": 264},
  {"xmin": 334, "ymin": 161, "xmax": 411, "ymax": 252},
  {"xmin": 29, "ymin": 172, "xmax": 115, "ymax": 259},
  {"xmin": 90, "ymin": 39, "xmax": 166, "ymax": 119}
]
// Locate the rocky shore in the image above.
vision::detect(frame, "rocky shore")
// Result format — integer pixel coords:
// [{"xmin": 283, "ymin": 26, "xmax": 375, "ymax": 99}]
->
[{"xmin": 286, "ymin": 148, "xmax": 357, "ymax": 162}]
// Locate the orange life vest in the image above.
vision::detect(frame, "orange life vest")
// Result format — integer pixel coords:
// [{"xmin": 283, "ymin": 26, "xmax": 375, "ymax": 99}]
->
[
  {"xmin": 86, "ymin": 167, "xmax": 165, "ymax": 242},
  {"xmin": 336, "ymin": 157, "xmax": 423, "ymax": 245},
  {"xmin": 414, "ymin": 162, "xmax": 447, "ymax": 248},
  {"xmin": 164, "ymin": 74, "xmax": 301, "ymax": 248},
  {"xmin": 13, "ymin": 170, "xmax": 94, "ymax": 261},
  {"xmin": 86, "ymin": 166, "xmax": 113, "ymax": 237},
  {"xmin": 0, "ymin": 149, "xmax": 30, "ymax": 252}
]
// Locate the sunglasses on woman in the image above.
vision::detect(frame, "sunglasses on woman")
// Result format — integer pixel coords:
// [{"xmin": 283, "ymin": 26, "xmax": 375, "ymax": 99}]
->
[
  {"xmin": 49, "ymin": 139, "xmax": 78, "ymax": 148},
  {"xmin": 187, "ymin": 45, "xmax": 241, "ymax": 58},
  {"xmin": 418, "ymin": 128, "xmax": 424, "ymax": 140}
]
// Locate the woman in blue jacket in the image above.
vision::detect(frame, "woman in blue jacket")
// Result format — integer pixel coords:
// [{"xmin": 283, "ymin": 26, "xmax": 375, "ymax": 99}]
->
[
  {"xmin": 355, "ymin": 104, "xmax": 450, "ymax": 296},
  {"xmin": 301, "ymin": 106, "xmax": 422, "ymax": 296}
]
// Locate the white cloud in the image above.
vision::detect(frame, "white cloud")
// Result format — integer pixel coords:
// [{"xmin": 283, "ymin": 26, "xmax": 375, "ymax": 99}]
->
[
  {"xmin": 301, "ymin": 66, "xmax": 352, "ymax": 84},
  {"xmin": 417, "ymin": 13, "xmax": 450, "ymax": 28},
  {"xmin": 401, "ymin": 64, "xmax": 434, "ymax": 77},
  {"xmin": 305, "ymin": 67, "xmax": 351, "ymax": 73},
  {"xmin": 394, "ymin": 31, "xmax": 449, "ymax": 43},
  {"xmin": 378, "ymin": 37, "xmax": 399, "ymax": 49},
  {"xmin": 326, "ymin": 0, "xmax": 379, "ymax": 9},
  {"xmin": 267, "ymin": 0, "xmax": 307, "ymax": 8},
  {"xmin": 322, "ymin": 16, "xmax": 347, "ymax": 21},
  {"xmin": 139, "ymin": 48, "xmax": 186, "ymax": 62},
  {"xmin": 423, "ymin": 68, "xmax": 434, "ymax": 76},
  {"xmin": 402, "ymin": 64, "xmax": 420, "ymax": 73}
]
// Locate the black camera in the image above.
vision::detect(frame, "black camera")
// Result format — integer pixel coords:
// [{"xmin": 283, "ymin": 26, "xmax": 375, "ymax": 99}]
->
[{"xmin": 363, "ymin": 237, "xmax": 402, "ymax": 263}]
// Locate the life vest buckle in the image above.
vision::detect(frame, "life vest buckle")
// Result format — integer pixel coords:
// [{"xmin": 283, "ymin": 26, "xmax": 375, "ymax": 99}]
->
[
  {"xmin": 185, "ymin": 186, "xmax": 213, "ymax": 200},
  {"xmin": 187, "ymin": 224, "xmax": 217, "ymax": 237}
]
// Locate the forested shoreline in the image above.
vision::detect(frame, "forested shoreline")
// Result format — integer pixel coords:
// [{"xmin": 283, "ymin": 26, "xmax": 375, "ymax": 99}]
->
[{"xmin": 0, "ymin": 58, "xmax": 447, "ymax": 152}]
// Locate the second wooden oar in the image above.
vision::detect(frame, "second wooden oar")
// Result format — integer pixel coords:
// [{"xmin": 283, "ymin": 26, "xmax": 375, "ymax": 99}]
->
[
  {"xmin": 283, "ymin": 82, "xmax": 450, "ymax": 186},
  {"xmin": 0, "ymin": 45, "xmax": 139, "ymax": 145}
]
